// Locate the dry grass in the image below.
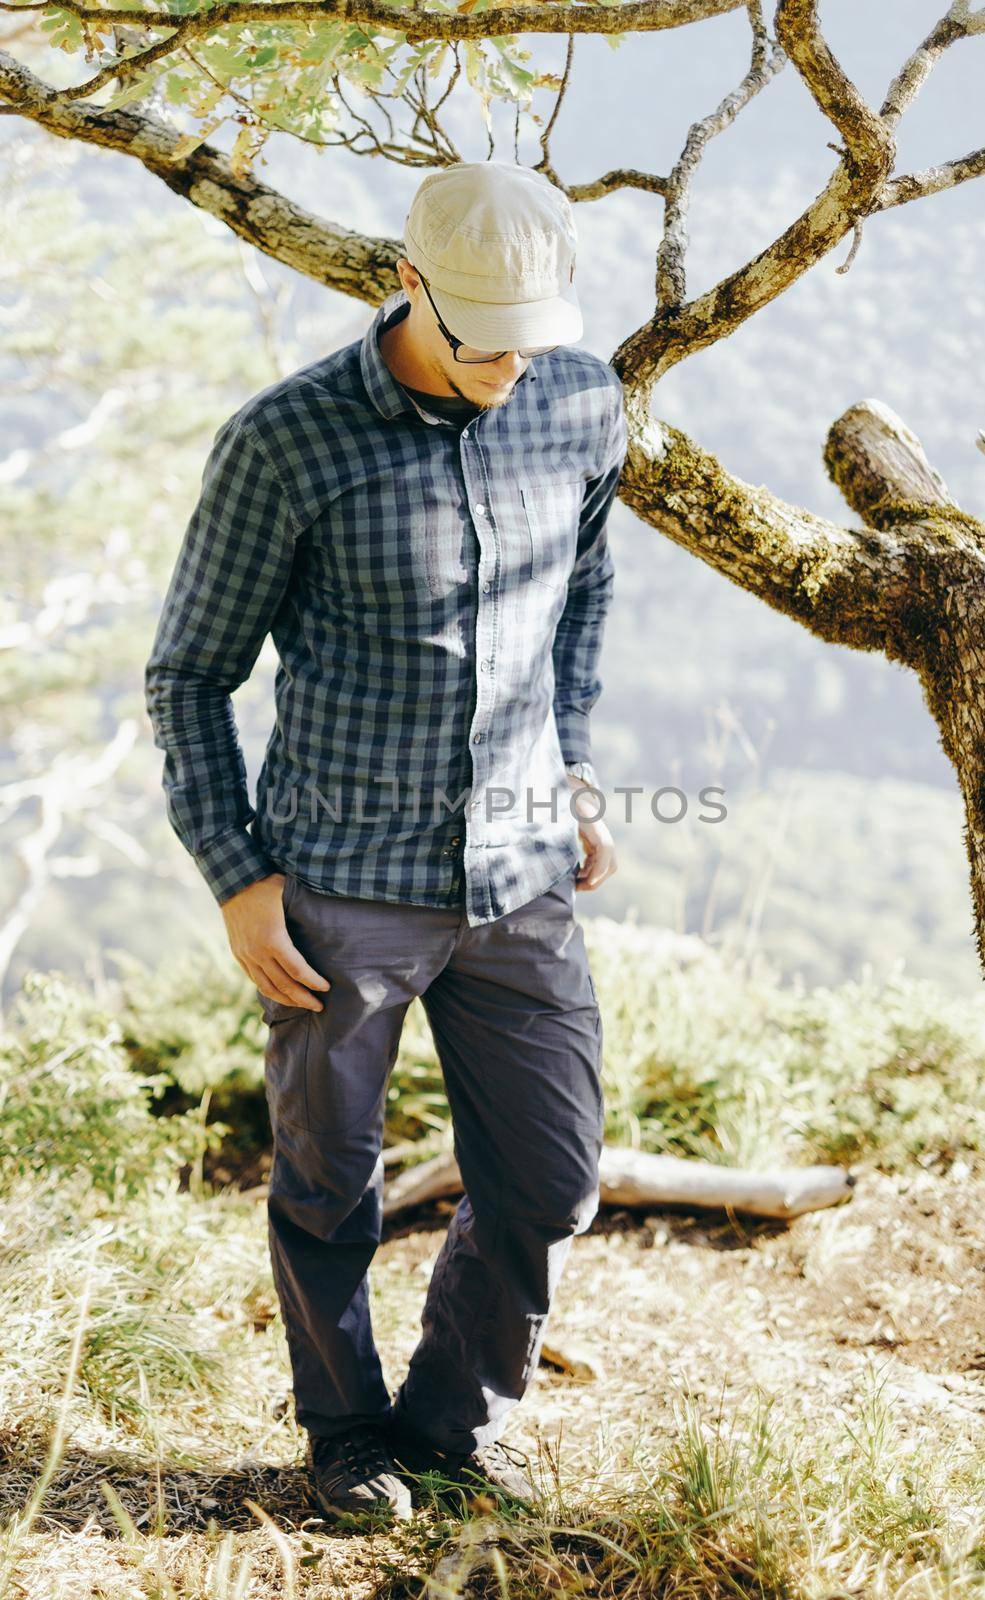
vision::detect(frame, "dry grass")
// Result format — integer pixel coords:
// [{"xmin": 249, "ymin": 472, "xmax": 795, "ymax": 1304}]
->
[
  {"xmin": 2, "ymin": 945, "xmax": 985, "ymax": 1596},
  {"xmin": 1, "ymin": 1166, "xmax": 983, "ymax": 1597}
]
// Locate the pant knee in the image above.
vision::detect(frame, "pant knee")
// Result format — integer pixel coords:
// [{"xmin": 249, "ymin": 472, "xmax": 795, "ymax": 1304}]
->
[
  {"xmin": 492, "ymin": 1181, "xmax": 600, "ymax": 1257},
  {"xmin": 503, "ymin": 1135, "xmax": 601, "ymax": 1238},
  {"xmin": 268, "ymin": 1138, "xmax": 383, "ymax": 1242}
]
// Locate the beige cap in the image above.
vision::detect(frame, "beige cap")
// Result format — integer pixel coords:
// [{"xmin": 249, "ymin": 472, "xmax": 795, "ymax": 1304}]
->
[{"xmin": 402, "ymin": 161, "xmax": 582, "ymax": 351}]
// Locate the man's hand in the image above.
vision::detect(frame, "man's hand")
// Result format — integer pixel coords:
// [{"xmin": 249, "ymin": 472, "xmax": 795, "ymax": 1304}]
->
[
  {"xmin": 221, "ymin": 873, "xmax": 331, "ymax": 1010},
  {"xmin": 565, "ymin": 771, "xmax": 617, "ymax": 892}
]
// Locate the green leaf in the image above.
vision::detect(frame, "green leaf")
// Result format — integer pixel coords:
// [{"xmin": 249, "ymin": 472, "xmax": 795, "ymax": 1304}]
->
[
  {"xmin": 426, "ymin": 42, "xmax": 448, "ymax": 79},
  {"xmin": 388, "ymin": 45, "xmax": 428, "ymax": 96},
  {"xmin": 37, "ymin": 7, "xmax": 84, "ymax": 51},
  {"xmin": 165, "ymin": 74, "xmax": 193, "ymax": 106},
  {"xmin": 196, "ymin": 41, "xmax": 252, "ymax": 75},
  {"xmin": 97, "ymin": 67, "xmax": 168, "ymax": 110}
]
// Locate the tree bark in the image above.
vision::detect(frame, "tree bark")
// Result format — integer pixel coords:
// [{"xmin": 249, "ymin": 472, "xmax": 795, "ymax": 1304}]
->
[{"xmin": 824, "ymin": 400, "xmax": 985, "ymax": 972}]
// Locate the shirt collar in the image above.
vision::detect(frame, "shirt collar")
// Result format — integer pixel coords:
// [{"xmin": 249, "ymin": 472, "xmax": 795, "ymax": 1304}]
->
[{"xmin": 359, "ymin": 287, "xmax": 538, "ymax": 423}]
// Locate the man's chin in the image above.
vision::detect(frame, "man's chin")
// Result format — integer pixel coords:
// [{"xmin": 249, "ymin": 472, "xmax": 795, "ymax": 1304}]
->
[{"xmin": 469, "ymin": 384, "xmax": 515, "ymax": 408}]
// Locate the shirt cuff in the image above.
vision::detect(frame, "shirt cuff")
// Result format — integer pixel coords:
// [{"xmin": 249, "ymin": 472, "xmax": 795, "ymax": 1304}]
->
[
  {"xmin": 555, "ymin": 705, "xmax": 593, "ymax": 767},
  {"xmin": 194, "ymin": 829, "xmax": 277, "ymax": 906}
]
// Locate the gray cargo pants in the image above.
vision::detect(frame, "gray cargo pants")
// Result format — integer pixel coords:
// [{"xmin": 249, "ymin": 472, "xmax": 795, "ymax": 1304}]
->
[{"xmin": 256, "ymin": 859, "xmax": 604, "ymax": 1458}]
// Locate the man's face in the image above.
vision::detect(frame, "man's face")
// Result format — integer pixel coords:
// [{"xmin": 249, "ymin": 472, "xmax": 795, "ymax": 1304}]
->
[{"xmin": 396, "ymin": 259, "xmax": 530, "ymax": 408}]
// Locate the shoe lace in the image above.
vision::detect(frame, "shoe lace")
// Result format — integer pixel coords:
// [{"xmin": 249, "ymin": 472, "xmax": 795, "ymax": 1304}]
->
[
  {"xmin": 313, "ymin": 1423, "xmax": 393, "ymax": 1480},
  {"xmin": 475, "ymin": 1438, "xmax": 529, "ymax": 1469}
]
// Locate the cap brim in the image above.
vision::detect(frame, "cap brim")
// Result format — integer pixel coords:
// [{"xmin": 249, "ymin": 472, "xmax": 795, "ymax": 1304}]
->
[{"xmin": 428, "ymin": 276, "xmax": 582, "ymax": 350}]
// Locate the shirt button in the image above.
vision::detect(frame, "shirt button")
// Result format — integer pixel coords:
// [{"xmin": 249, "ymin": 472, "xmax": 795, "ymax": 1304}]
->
[
  {"xmin": 482, "ymin": 580, "xmax": 492, "ymax": 594},
  {"xmin": 472, "ymin": 732, "xmax": 483, "ymax": 744},
  {"xmin": 473, "ymin": 503, "xmax": 486, "ymax": 517},
  {"xmin": 479, "ymin": 658, "xmax": 492, "ymax": 672}
]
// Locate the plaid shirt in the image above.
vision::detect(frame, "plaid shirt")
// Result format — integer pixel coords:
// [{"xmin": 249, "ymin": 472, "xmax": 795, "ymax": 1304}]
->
[{"xmin": 145, "ymin": 288, "xmax": 627, "ymax": 926}]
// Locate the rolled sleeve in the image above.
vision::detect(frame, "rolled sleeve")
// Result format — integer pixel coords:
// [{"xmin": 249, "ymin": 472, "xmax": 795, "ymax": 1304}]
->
[{"xmin": 144, "ymin": 416, "xmax": 300, "ymax": 905}]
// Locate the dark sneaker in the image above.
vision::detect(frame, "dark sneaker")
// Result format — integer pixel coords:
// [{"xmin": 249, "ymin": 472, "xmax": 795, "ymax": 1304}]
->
[
  {"xmin": 386, "ymin": 1412, "xmax": 535, "ymax": 1513},
  {"xmin": 306, "ymin": 1424, "xmax": 412, "ymax": 1523}
]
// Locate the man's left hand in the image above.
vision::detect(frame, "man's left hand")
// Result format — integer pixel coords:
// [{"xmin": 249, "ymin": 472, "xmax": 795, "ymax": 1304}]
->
[{"xmin": 565, "ymin": 771, "xmax": 617, "ymax": 891}]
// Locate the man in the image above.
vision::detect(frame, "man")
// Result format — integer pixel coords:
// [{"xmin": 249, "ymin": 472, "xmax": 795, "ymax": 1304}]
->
[{"xmin": 145, "ymin": 160, "xmax": 629, "ymax": 1524}]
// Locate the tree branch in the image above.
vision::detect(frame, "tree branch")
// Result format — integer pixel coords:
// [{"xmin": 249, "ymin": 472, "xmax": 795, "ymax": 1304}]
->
[
  {"xmin": 0, "ymin": 0, "xmax": 746, "ymax": 105},
  {"xmin": 548, "ymin": 166, "xmax": 672, "ymax": 202},
  {"xmin": 611, "ymin": 0, "xmax": 896, "ymax": 398},
  {"xmin": 0, "ymin": 48, "xmax": 402, "ymax": 297},
  {"xmin": 830, "ymin": 6, "xmax": 985, "ymax": 246},
  {"xmin": 880, "ymin": 0, "xmax": 985, "ymax": 131},
  {"xmin": 865, "ymin": 4, "xmax": 985, "ymax": 214},
  {"xmin": 878, "ymin": 145, "xmax": 985, "ymax": 211},
  {"xmin": 772, "ymin": 0, "xmax": 894, "ymax": 186},
  {"xmin": 614, "ymin": 415, "xmax": 928, "ymax": 670},
  {"xmin": 657, "ymin": 0, "xmax": 786, "ymax": 308},
  {"xmin": 823, "ymin": 399, "xmax": 975, "ymax": 532},
  {"xmin": 824, "ymin": 399, "xmax": 985, "ymax": 977}
]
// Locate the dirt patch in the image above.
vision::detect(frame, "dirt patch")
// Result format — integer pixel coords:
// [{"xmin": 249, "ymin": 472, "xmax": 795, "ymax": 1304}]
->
[{"xmin": 374, "ymin": 1165, "xmax": 985, "ymax": 1478}]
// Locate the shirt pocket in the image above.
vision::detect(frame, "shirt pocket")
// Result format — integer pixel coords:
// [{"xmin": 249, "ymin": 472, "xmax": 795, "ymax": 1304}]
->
[
  {"xmin": 315, "ymin": 476, "xmax": 464, "ymax": 609},
  {"xmin": 520, "ymin": 480, "xmax": 583, "ymax": 591}
]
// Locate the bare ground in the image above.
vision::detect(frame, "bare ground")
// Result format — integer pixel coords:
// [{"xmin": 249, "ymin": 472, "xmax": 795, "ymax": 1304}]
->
[
  {"xmin": 3, "ymin": 1165, "xmax": 983, "ymax": 1597},
  {"xmin": 382, "ymin": 1165, "xmax": 985, "ymax": 1473}
]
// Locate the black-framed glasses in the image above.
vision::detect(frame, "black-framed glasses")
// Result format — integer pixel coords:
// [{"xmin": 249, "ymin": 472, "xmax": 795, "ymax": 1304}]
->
[{"xmin": 417, "ymin": 273, "xmax": 559, "ymax": 363}]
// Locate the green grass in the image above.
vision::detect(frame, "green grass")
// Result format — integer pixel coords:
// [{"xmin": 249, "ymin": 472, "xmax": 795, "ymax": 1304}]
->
[
  {"xmin": 101, "ymin": 917, "xmax": 985, "ymax": 1180},
  {"xmin": 374, "ymin": 1377, "xmax": 984, "ymax": 1598}
]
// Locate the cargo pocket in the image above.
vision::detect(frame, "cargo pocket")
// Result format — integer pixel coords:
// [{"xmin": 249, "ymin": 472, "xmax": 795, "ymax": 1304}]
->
[{"xmin": 258, "ymin": 998, "xmax": 312, "ymax": 1131}]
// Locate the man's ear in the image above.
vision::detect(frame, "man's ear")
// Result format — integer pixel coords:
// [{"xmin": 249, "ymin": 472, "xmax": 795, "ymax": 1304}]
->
[{"xmin": 397, "ymin": 257, "xmax": 422, "ymax": 296}]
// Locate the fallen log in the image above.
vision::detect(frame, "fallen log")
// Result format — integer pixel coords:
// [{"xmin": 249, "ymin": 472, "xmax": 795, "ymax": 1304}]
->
[{"xmin": 382, "ymin": 1147, "xmax": 856, "ymax": 1221}]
